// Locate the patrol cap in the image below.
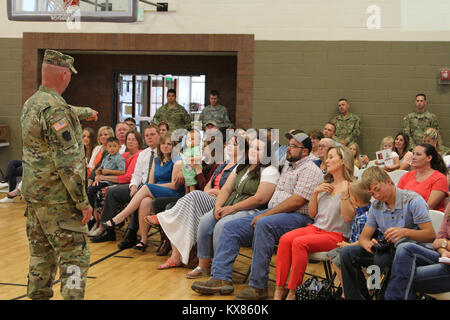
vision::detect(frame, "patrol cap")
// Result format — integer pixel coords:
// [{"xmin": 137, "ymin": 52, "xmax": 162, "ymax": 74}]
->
[
  {"xmin": 205, "ymin": 120, "xmax": 218, "ymax": 127},
  {"xmin": 285, "ymin": 129, "xmax": 312, "ymax": 152},
  {"xmin": 43, "ymin": 49, "xmax": 77, "ymax": 74}
]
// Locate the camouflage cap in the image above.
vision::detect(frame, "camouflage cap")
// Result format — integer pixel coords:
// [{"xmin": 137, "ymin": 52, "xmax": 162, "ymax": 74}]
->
[
  {"xmin": 43, "ymin": 49, "xmax": 77, "ymax": 74},
  {"xmin": 205, "ymin": 120, "xmax": 218, "ymax": 127}
]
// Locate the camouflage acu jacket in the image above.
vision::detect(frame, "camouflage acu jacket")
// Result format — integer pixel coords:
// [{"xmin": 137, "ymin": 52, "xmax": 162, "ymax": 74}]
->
[
  {"xmin": 199, "ymin": 104, "xmax": 233, "ymax": 129},
  {"xmin": 330, "ymin": 112, "xmax": 361, "ymax": 145},
  {"xmin": 403, "ymin": 111, "xmax": 439, "ymax": 149},
  {"xmin": 152, "ymin": 102, "xmax": 191, "ymax": 131},
  {"xmin": 21, "ymin": 86, "xmax": 90, "ymax": 211}
]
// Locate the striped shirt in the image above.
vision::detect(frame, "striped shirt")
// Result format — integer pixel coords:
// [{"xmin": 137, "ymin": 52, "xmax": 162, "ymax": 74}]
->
[{"xmin": 268, "ymin": 155, "xmax": 323, "ymax": 214}]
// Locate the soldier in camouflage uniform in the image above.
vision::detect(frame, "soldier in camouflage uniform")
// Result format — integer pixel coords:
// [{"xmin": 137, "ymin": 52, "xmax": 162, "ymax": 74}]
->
[
  {"xmin": 403, "ymin": 93, "xmax": 439, "ymax": 150},
  {"xmin": 199, "ymin": 90, "xmax": 233, "ymax": 131},
  {"xmin": 21, "ymin": 50, "xmax": 94, "ymax": 300},
  {"xmin": 151, "ymin": 88, "xmax": 191, "ymax": 132},
  {"xmin": 330, "ymin": 98, "xmax": 360, "ymax": 146}
]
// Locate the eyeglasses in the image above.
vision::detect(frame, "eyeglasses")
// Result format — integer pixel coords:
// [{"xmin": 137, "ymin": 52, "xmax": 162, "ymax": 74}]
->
[
  {"xmin": 318, "ymin": 144, "xmax": 328, "ymax": 148},
  {"xmin": 287, "ymin": 144, "xmax": 305, "ymax": 149}
]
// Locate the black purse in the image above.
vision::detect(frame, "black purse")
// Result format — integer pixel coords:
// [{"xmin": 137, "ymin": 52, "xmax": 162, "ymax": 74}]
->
[{"xmin": 295, "ymin": 274, "xmax": 338, "ymax": 300}]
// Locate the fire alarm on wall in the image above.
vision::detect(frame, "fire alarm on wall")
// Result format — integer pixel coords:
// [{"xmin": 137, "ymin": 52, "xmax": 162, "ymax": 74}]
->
[{"xmin": 439, "ymin": 69, "xmax": 450, "ymax": 84}]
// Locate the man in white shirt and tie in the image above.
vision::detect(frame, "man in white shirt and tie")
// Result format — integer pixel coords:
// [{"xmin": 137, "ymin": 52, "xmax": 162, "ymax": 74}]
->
[{"xmin": 91, "ymin": 125, "xmax": 160, "ymax": 245}]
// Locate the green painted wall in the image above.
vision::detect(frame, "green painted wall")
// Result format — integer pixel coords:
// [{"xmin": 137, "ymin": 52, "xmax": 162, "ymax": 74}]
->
[
  {"xmin": 0, "ymin": 38, "xmax": 22, "ymax": 175},
  {"xmin": 1, "ymin": 39, "xmax": 450, "ymax": 172},
  {"xmin": 253, "ymin": 41, "xmax": 450, "ymax": 158}
]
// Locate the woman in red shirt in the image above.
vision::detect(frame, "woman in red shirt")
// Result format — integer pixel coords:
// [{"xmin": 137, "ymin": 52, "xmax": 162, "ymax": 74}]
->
[
  {"xmin": 89, "ymin": 130, "xmax": 143, "ymax": 237},
  {"xmin": 397, "ymin": 143, "xmax": 448, "ymax": 212}
]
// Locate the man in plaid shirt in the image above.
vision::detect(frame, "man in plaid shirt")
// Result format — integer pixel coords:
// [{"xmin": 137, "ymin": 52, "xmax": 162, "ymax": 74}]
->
[{"xmin": 192, "ymin": 130, "xmax": 323, "ymax": 299}]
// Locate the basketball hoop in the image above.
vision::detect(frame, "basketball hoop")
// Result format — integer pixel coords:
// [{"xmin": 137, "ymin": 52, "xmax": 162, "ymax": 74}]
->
[{"xmin": 48, "ymin": 0, "xmax": 78, "ymax": 21}]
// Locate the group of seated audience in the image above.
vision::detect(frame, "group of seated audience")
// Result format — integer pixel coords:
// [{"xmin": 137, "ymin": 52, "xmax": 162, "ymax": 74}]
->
[{"xmin": 2, "ymin": 105, "xmax": 450, "ymax": 300}]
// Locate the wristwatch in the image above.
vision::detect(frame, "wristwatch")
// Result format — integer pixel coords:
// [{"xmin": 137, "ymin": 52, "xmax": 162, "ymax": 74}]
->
[{"xmin": 442, "ymin": 240, "xmax": 448, "ymax": 249}]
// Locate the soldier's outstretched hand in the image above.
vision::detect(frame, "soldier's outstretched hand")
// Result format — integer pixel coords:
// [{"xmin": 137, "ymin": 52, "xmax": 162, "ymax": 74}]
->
[{"xmin": 85, "ymin": 110, "xmax": 98, "ymax": 122}]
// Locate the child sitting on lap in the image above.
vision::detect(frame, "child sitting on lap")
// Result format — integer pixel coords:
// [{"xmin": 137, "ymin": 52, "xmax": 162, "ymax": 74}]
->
[{"xmin": 182, "ymin": 130, "xmax": 203, "ymax": 193}]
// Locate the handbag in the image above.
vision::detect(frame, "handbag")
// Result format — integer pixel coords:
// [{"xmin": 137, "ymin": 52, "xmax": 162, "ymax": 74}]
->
[{"xmin": 295, "ymin": 275, "xmax": 337, "ymax": 300}]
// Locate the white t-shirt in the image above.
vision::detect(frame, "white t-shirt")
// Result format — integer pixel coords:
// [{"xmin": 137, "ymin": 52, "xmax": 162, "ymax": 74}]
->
[{"xmin": 233, "ymin": 165, "xmax": 280, "ymax": 186}]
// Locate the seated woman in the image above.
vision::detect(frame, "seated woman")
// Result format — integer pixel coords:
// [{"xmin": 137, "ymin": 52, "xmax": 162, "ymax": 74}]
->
[
  {"xmin": 146, "ymin": 134, "xmax": 245, "ymax": 272},
  {"xmin": 100, "ymin": 132, "xmax": 185, "ymax": 249},
  {"xmin": 90, "ymin": 130, "xmax": 143, "ymax": 242},
  {"xmin": 274, "ymin": 146, "xmax": 355, "ymax": 300},
  {"xmin": 189, "ymin": 133, "xmax": 280, "ymax": 276},
  {"xmin": 83, "ymin": 127, "xmax": 97, "ymax": 170},
  {"xmin": 385, "ymin": 203, "xmax": 450, "ymax": 300},
  {"xmin": 87, "ymin": 126, "xmax": 114, "ymax": 179},
  {"xmin": 392, "ymin": 132, "xmax": 413, "ymax": 171},
  {"xmin": 397, "ymin": 143, "xmax": 448, "ymax": 212},
  {"xmin": 147, "ymin": 132, "xmax": 225, "ymax": 257},
  {"xmin": 423, "ymin": 127, "xmax": 450, "ymax": 156},
  {"xmin": 348, "ymin": 142, "xmax": 362, "ymax": 170}
]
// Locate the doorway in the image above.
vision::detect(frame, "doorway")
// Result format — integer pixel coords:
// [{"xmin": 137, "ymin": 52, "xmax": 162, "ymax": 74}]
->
[{"xmin": 115, "ymin": 73, "xmax": 207, "ymax": 132}]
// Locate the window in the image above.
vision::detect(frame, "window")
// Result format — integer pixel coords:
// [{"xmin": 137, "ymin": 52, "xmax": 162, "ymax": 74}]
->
[{"xmin": 116, "ymin": 73, "xmax": 206, "ymax": 132}]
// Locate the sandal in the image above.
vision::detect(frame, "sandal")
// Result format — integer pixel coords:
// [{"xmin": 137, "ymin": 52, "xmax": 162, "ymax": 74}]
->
[
  {"xmin": 133, "ymin": 241, "xmax": 147, "ymax": 252},
  {"xmin": 7, "ymin": 188, "xmax": 21, "ymax": 198},
  {"xmin": 144, "ymin": 214, "xmax": 159, "ymax": 226},
  {"xmin": 101, "ymin": 218, "xmax": 116, "ymax": 230},
  {"xmin": 186, "ymin": 266, "xmax": 209, "ymax": 279},
  {"xmin": 157, "ymin": 258, "xmax": 182, "ymax": 270}
]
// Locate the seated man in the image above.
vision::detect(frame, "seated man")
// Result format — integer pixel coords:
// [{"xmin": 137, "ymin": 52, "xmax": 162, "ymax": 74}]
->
[
  {"xmin": 339, "ymin": 166, "xmax": 435, "ymax": 300},
  {"xmin": 191, "ymin": 130, "xmax": 323, "ymax": 299},
  {"xmin": 115, "ymin": 122, "xmax": 131, "ymax": 154}
]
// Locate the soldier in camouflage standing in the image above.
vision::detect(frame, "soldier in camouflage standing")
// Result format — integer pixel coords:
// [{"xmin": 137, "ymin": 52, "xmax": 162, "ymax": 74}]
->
[
  {"xmin": 21, "ymin": 50, "xmax": 95, "ymax": 300},
  {"xmin": 330, "ymin": 98, "xmax": 360, "ymax": 146},
  {"xmin": 199, "ymin": 90, "xmax": 233, "ymax": 131},
  {"xmin": 403, "ymin": 93, "xmax": 439, "ymax": 150},
  {"xmin": 152, "ymin": 88, "xmax": 191, "ymax": 131}
]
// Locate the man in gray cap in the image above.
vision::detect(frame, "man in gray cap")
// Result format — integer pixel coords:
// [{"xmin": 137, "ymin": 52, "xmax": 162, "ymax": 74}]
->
[
  {"xmin": 21, "ymin": 49, "xmax": 94, "ymax": 300},
  {"xmin": 192, "ymin": 129, "xmax": 323, "ymax": 300}
]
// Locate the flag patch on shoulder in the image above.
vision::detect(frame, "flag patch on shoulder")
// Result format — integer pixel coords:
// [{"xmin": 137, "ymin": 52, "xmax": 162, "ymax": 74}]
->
[{"xmin": 52, "ymin": 119, "xmax": 68, "ymax": 131}]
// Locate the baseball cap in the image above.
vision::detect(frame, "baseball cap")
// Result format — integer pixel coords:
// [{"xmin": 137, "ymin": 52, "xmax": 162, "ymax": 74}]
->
[{"xmin": 285, "ymin": 129, "xmax": 312, "ymax": 152}]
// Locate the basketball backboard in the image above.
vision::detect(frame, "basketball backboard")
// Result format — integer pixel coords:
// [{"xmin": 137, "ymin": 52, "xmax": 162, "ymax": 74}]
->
[{"xmin": 7, "ymin": 0, "xmax": 138, "ymax": 22}]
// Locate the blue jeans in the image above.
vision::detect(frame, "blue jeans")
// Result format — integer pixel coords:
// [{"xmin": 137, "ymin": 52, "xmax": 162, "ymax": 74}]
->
[
  {"xmin": 340, "ymin": 245, "xmax": 392, "ymax": 300},
  {"xmin": 197, "ymin": 209, "xmax": 254, "ymax": 259},
  {"xmin": 385, "ymin": 242, "xmax": 450, "ymax": 300},
  {"xmin": 211, "ymin": 209, "xmax": 313, "ymax": 289}
]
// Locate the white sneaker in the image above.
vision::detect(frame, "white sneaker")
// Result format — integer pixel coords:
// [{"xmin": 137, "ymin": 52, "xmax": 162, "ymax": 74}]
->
[
  {"xmin": 88, "ymin": 224, "xmax": 98, "ymax": 236},
  {"xmin": 89, "ymin": 227, "xmax": 103, "ymax": 237},
  {"xmin": 0, "ymin": 182, "xmax": 9, "ymax": 189},
  {"xmin": 0, "ymin": 197, "xmax": 14, "ymax": 203}
]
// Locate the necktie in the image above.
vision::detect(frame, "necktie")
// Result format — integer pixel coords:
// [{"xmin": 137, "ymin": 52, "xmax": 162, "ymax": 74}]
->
[{"xmin": 145, "ymin": 151, "xmax": 155, "ymax": 184}]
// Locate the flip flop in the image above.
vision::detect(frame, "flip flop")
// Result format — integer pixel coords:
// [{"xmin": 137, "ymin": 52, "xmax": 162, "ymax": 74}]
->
[
  {"xmin": 144, "ymin": 214, "xmax": 160, "ymax": 226},
  {"xmin": 157, "ymin": 258, "xmax": 182, "ymax": 270},
  {"xmin": 186, "ymin": 266, "xmax": 209, "ymax": 279}
]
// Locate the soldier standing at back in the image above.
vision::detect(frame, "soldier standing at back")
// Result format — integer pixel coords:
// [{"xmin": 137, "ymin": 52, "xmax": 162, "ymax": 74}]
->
[
  {"xmin": 199, "ymin": 90, "xmax": 233, "ymax": 131},
  {"xmin": 403, "ymin": 93, "xmax": 439, "ymax": 150},
  {"xmin": 21, "ymin": 50, "xmax": 94, "ymax": 300},
  {"xmin": 330, "ymin": 98, "xmax": 360, "ymax": 146},
  {"xmin": 151, "ymin": 88, "xmax": 191, "ymax": 131}
]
